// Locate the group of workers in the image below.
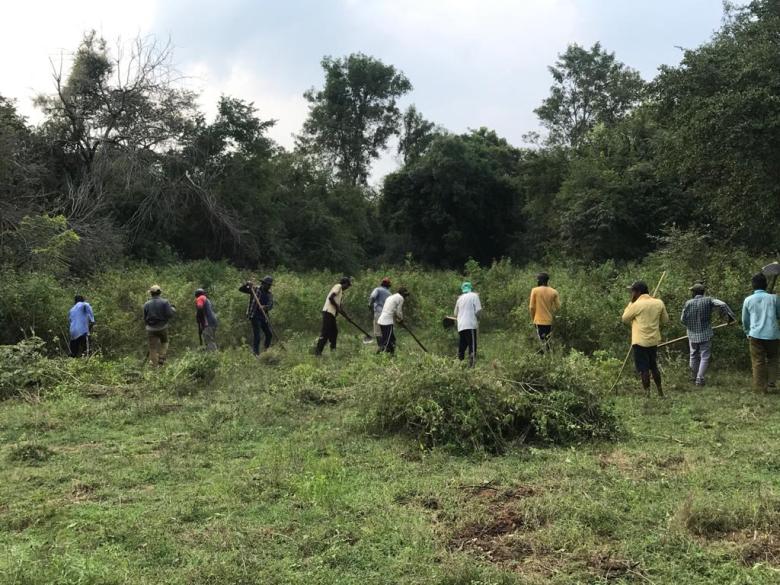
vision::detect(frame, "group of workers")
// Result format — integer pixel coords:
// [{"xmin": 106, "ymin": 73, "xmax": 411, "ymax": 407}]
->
[{"xmin": 66, "ymin": 270, "xmax": 779, "ymax": 393}]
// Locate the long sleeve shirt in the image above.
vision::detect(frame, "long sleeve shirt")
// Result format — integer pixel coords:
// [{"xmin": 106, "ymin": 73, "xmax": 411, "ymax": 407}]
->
[
  {"xmin": 143, "ymin": 297, "xmax": 175, "ymax": 331},
  {"xmin": 195, "ymin": 295, "xmax": 218, "ymax": 329},
  {"xmin": 68, "ymin": 302, "xmax": 95, "ymax": 339},
  {"xmin": 680, "ymin": 295, "xmax": 735, "ymax": 343},
  {"xmin": 239, "ymin": 284, "xmax": 273, "ymax": 321},
  {"xmin": 742, "ymin": 290, "xmax": 780, "ymax": 340},
  {"xmin": 377, "ymin": 293, "xmax": 405, "ymax": 326},
  {"xmin": 529, "ymin": 286, "xmax": 560, "ymax": 326},
  {"xmin": 621, "ymin": 294, "xmax": 669, "ymax": 347},
  {"xmin": 368, "ymin": 286, "xmax": 392, "ymax": 318}
]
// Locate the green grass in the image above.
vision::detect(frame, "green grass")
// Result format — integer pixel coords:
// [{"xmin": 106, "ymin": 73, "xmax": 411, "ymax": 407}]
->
[{"xmin": 1, "ymin": 337, "xmax": 779, "ymax": 585}]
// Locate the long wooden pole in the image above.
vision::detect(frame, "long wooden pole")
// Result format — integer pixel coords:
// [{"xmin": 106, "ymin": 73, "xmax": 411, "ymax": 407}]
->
[
  {"xmin": 249, "ymin": 285, "xmax": 286, "ymax": 351},
  {"xmin": 609, "ymin": 271, "xmax": 667, "ymax": 393},
  {"xmin": 657, "ymin": 322, "xmax": 731, "ymax": 348}
]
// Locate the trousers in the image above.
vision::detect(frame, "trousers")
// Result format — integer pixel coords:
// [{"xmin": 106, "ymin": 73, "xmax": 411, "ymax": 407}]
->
[
  {"xmin": 250, "ymin": 317, "xmax": 272, "ymax": 355},
  {"xmin": 315, "ymin": 312, "xmax": 338, "ymax": 354},
  {"xmin": 749, "ymin": 337, "xmax": 779, "ymax": 392},
  {"xmin": 148, "ymin": 329, "xmax": 169, "ymax": 366},
  {"xmin": 458, "ymin": 329, "xmax": 477, "ymax": 365},
  {"xmin": 689, "ymin": 340, "xmax": 711, "ymax": 381},
  {"xmin": 379, "ymin": 324, "xmax": 396, "ymax": 353}
]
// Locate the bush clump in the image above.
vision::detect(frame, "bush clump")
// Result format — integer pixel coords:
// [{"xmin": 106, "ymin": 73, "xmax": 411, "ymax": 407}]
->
[
  {"xmin": 0, "ymin": 337, "xmax": 48, "ymax": 399},
  {"xmin": 362, "ymin": 353, "xmax": 620, "ymax": 453},
  {"xmin": 155, "ymin": 350, "xmax": 221, "ymax": 395}
]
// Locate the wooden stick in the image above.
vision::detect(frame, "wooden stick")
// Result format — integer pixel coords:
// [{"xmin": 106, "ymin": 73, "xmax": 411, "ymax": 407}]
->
[
  {"xmin": 609, "ymin": 271, "xmax": 667, "ymax": 393},
  {"xmin": 248, "ymin": 284, "xmax": 286, "ymax": 350},
  {"xmin": 400, "ymin": 322, "xmax": 428, "ymax": 353},
  {"xmin": 658, "ymin": 322, "xmax": 731, "ymax": 348}
]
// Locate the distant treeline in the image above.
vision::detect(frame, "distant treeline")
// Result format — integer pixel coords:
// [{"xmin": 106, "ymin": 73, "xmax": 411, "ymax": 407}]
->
[{"xmin": 1, "ymin": 0, "xmax": 778, "ymax": 274}]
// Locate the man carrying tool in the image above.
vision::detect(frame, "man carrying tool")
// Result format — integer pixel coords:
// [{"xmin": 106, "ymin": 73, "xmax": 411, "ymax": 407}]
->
[
  {"xmin": 68, "ymin": 295, "xmax": 95, "ymax": 357},
  {"xmin": 377, "ymin": 287, "xmax": 410, "ymax": 354},
  {"xmin": 529, "ymin": 272, "xmax": 560, "ymax": 353},
  {"xmin": 143, "ymin": 285, "xmax": 176, "ymax": 366},
  {"xmin": 239, "ymin": 276, "xmax": 274, "ymax": 356},
  {"xmin": 368, "ymin": 277, "xmax": 392, "ymax": 347},
  {"xmin": 194, "ymin": 288, "xmax": 218, "ymax": 351},
  {"xmin": 454, "ymin": 281, "xmax": 482, "ymax": 366},
  {"xmin": 680, "ymin": 282, "xmax": 735, "ymax": 386},
  {"xmin": 742, "ymin": 272, "xmax": 779, "ymax": 393},
  {"xmin": 315, "ymin": 277, "xmax": 352, "ymax": 355},
  {"xmin": 621, "ymin": 281, "xmax": 669, "ymax": 396}
]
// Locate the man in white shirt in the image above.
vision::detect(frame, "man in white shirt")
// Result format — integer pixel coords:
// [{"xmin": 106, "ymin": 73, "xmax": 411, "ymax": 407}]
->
[
  {"xmin": 454, "ymin": 281, "xmax": 482, "ymax": 367},
  {"xmin": 315, "ymin": 277, "xmax": 352, "ymax": 355},
  {"xmin": 377, "ymin": 287, "xmax": 410, "ymax": 354}
]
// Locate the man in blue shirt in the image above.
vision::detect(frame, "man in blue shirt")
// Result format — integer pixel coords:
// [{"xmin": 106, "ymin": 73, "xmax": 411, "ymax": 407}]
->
[
  {"xmin": 742, "ymin": 273, "xmax": 779, "ymax": 392},
  {"xmin": 68, "ymin": 295, "xmax": 95, "ymax": 357},
  {"xmin": 368, "ymin": 277, "xmax": 392, "ymax": 347},
  {"xmin": 680, "ymin": 282, "xmax": 735, "ymax": 386},
  {"xmin": 239, "ymin": 276, "xmax": 274, "ymax": 356}
]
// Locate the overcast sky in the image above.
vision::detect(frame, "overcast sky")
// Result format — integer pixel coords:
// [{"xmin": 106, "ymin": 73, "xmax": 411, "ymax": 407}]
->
[{"xmin": 2, "ymin": 0, "xmax": 731, "ymax": 180}]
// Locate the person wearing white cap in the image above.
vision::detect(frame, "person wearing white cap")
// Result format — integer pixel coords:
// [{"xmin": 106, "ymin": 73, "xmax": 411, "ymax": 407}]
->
[
  {"xmin": 143, "ymin": 284, "xmax": 176, "ymax": 366},
  {"xmin": 454, "ymin": 281, "xmax": 481, "ymax": 367}
]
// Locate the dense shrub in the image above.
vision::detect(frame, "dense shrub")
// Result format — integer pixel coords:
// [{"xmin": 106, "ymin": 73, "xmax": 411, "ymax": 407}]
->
[
  {"xmin": 362, "ymin": 353, "xmax": 620, "ymax": 452},
  {"xmin": 0, "ymin": 337, "xmax": 49, "ymax": 399}
]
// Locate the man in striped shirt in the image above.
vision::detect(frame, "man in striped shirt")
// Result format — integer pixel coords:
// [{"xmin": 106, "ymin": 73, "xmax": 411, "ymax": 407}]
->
[{"xmin": 680, "ymin": 283, "xmax": 735, "ymax": 386}]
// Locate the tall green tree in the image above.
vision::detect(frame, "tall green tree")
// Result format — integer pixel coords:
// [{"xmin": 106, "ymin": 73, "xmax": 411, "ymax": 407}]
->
[
  {"xmin": 299, "ymin": 53, "xmax": 412, "ymax": 186},
  {"xmin": 535, "ymin": 42, "xmax": 645, "ymax": 148},
  {"xmin": 382, "ymin": 129, "xmax": 522, "ymax": 267},
  {"xmin": 653, "ymin": 0, "xmax": 780, "ymax": 251},
  {"xmin": 397, "ymin": 105, "xmax": 440, "ymax": 164}
]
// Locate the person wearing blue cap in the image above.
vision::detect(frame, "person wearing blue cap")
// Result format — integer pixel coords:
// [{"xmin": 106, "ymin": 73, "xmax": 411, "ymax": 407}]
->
[{"xmin": 454, "ymin": 281, "xmax": 482, "ymax": 366}]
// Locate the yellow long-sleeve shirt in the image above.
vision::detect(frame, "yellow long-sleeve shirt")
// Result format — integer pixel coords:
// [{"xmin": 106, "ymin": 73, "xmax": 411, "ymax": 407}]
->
[
  {"xmin": 529, "ymin": 286, "xmax": 560, "ymax": 325},
  {"xmin": 621, "ymin": 294, "xmax": 669, "ymax": 347}
]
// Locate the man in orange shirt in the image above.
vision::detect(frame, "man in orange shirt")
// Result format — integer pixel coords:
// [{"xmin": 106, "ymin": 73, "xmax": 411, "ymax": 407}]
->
[
  {"xmin": 529, "ymin": 272, "xmax": 561, "ymax": 352},
  {"xmin": 621, "ymin": 280, "xmax": 669, "ymax": 396}
]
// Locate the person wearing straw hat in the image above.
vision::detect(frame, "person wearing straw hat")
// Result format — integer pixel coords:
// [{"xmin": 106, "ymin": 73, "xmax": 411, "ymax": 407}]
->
[
  {"xmin": 621, "ymin": 280, "xmax": 669, "ymax": 395},
  {"xmin": 454, "ymin": 281, "xmax": 482, "ymax": 366},
  {"xmin": 680, "ymin": 282, "xmax": 735, "ymax": 386},
  {"xmin": 143, "ymin": 284, "xmax": 176, "ymax": 366}
]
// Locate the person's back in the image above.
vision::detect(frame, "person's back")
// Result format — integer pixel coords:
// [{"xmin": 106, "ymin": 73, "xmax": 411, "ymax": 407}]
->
[
  {"xmin": 69, "ymin": 300, "xmax": 94, "ymax": 339},
  {"xmin": 529, "ymin": 278, "xmax": 560, "ymax": 326},
  {"xmin": 144, "ymin": 296, "xmax": 174, "ymax": 331},
  {"xmin": 455, "ymin": 291, "xmax": 481, "ymax": 331},
  {"xmin": 743, "ymin": 290, "xmax": 780, "ymax": 340},
  {"xmin": 378, "ymin": 292, "xmax": 404, "ymax": 325},
  {"xmin": 622, "ymin": 294, "xmax": 668, "ymax": 347}
]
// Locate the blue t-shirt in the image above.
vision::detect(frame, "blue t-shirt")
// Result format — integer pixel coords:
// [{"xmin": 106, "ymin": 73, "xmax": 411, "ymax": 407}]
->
[
  {"xmin": 742, "ymin": 290, "xmax": 780, "ymax": 340},
  {"xmin": 369, "ymin": 286, "xmax": 391, "ymax": 317},
  {"xmin": 69, "ymin": 302, "xmax": 95, "ymax": 339}
]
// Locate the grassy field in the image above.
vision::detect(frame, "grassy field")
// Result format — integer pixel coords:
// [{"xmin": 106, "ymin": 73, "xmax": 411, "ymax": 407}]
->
[{"xmin": 1, "ymin": 331, "xmax": 779, "ymax": 585}]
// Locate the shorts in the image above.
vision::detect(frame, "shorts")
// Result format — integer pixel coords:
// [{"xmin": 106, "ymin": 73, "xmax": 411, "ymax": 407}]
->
[{"xmin": 633, "ymin": 345, "xmax": 658, "ymax": 373}]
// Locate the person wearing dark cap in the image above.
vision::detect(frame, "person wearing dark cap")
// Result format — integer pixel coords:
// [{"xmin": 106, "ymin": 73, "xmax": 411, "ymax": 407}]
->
[
  {"xmin": 377, "ymin": 287, "xmax": 409, "ymax": 354},
  {"xmin": 68, "ymin": 295, "xmax": 95, "ymax": 357},
  {"xmin": 315, "ymin": 277, "xmax": 352, "ymax": 355},
  {"xmin": 621, "ymin": 281, "xmax": 669, "ymax": 396},
  {"xmin": 680, "ymin": 282, "xmax": 735, "ymax": 386},
  {"xmin": 194, "ymin": 288, "xmax": 218, "ymax": 351},
  {"xmin": 239, "ymin": 276, "xmax": 274, "ymax": 356},
  {"xmin": 143, "ymin": 285, "xmax": 176, "ymax": 366},
  {"xmin": 742, "ymin": 272, "xmax": 779, "ymax": 392},
  {"xmin": 529, "ymin": 272, "xmax": 560, "ymax": 353},
  {"xmin": 368, "ymin": 277, "xmax": 392, "ymax": 347}
]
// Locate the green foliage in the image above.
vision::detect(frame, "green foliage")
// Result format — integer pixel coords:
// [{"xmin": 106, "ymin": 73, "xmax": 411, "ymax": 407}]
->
[
  {"xmin": 383, "ymin": 129, "xmax": 523, "ymax": 267},
  {"xmin": 153, "ymin": 350, "xmax": 220, "ymax": 395},
  {"xmin": 299, "ymin": 52, "xmax": 412, "ymax": 186},
  {"xmin": 0, "ymin": 337, "xmax": 48, "ymax": 399},
  {"xmin": 2, "ymin": 214, "xmax": 80, "ymax": 275},
  {"xmin": 8, "ymin": 443, "xmax": 53, "ymax": 464},
  {"xmin": 362, "ymin": 353, "xmax": 620, "ymax": 452},
  {"xmin": 535, "ymin": 42, "xmax": 645, "ymax": 147}
]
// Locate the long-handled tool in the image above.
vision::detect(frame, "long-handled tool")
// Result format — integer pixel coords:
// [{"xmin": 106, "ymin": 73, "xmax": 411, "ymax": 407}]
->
[
  {"xmin": 610, "ymin": 271, "xmax": 667, "ymax": 393},
  {"xmin": 442, "ymin": 315, "xmax": 457, "ymax": 329},
  {"xmin": 248, "ymin": 284, "xmax": 286, "ymax": 351},
  {"xmin": 340, "ymin": 312, "xmax": 374, "ymax": 342},
  {"xmin": 657, "ymin": 321, "xmax": 733, "ymax": 349},
  {"xmin": 399, "ymin": 321, "xmax": 428, "ymax": 353},
  {"xmin": 763, "ymin": 262, "xmax": 780, "ymax": 293}
]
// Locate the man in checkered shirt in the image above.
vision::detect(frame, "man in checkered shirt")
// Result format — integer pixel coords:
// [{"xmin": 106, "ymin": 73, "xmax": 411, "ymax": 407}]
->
[{"xmin": 680, "ymin": 282, "xmax": 736, "ymax": 386}]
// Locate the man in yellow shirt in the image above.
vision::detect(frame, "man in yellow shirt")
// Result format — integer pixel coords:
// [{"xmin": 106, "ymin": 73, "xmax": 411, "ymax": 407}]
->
[
  {"xmin": 529, "ymin": 272, "xmax": 560, "ymax": 352},
  {"xmin": 621, "ymin": 280, "xmax": 669, "ymax": 396}
]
